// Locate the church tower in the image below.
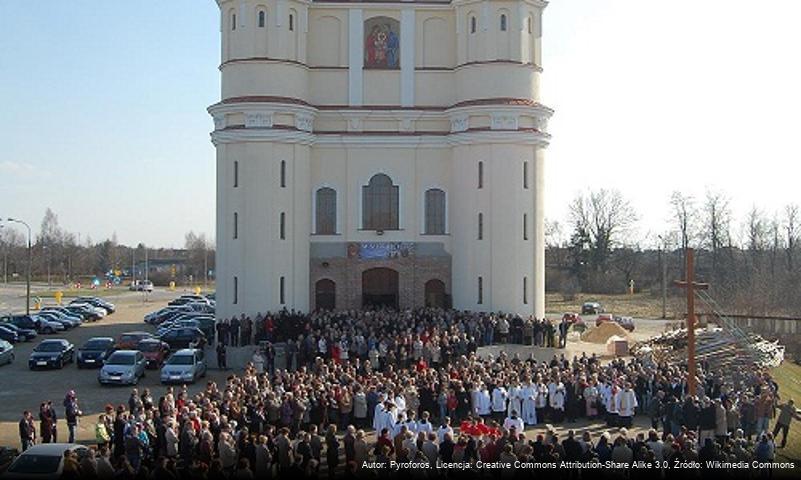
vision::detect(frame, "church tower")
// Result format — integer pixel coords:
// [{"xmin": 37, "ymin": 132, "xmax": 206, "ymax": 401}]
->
[{"xmin": 210, "ymin": 0, "xmax": 551, "ymax": 320}]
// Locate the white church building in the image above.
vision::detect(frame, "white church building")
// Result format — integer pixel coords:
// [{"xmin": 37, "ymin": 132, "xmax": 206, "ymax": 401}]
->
[{"xmin": 209, "ymin": 0, "xmax": 552, "ymax": 319}]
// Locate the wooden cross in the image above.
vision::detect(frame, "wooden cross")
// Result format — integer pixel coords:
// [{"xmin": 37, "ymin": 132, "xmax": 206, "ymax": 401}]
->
[{"xmin": 673, "ymin": 247, "xmax": 709, "ymax": 396}]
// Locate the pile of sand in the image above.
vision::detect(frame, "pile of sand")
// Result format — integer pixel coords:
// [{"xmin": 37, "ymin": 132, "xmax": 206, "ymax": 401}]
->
[{"xmin": 581, "ymin": 321, "xmax": 629, "ymax": 344}]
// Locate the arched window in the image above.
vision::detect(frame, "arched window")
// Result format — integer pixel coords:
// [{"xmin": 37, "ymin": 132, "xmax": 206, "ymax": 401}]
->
[
  {"xmin": 470, "ymin": 16, "xmax": 477, "ymax": 34},
  {"xmin": 280, "ymin": 160, "xmax": 286, "ymax": 187},
  {"xmin": 500, "ymin": 14, "xmax": 507, "ymax": 31},
  {"xmin": 477, "ymin": 276, "xmax": 484, "ymax": 304},
  {"xmin": 233, "ymin": 160, "xmax": 239, "ymax": 188},
  {"xmin": 528, "ymin": 16, "xmax": 533, "ymax": 34},
  {"xmin": 315, "ymin": 187, "xmax": 337, "ymax": 234},
  {"xmin": 233, "ymin": 212, "xmax": 238, "ymax": 239},
  {"xmin": 478, "ymin": 161, "xmax": 484, "ymax": 189},
  {"xmin": 233, "ymin": 276, "xmax": 238, "ymax": 305},
  {"xmin": 424, "ymin": 189, "xmax": 446, "ymax": 235},
  {"xmin": 279, "ymin": 276, "xmax": 286, "ymax": 304},
  {"xmin": 232, "ymin": 13, "xmax": 237, "ymax": 31},
  {"xmin": 258, "ymin": 10, "xmax": 266, "ymax": 28},
  {"xmin": 280, "ymin": 212, "xmax": 286, "ymax": 239},
  {"xmin": 289, "ymin": 13, "xmax": 294, "ymax": 31},
  {"xmin": 362, "ymin": 174, "xmax": 399, "ymax": 230},
  {"xmin": 478, "ymin": 212, "xmax": 484, "ymax": 240}
]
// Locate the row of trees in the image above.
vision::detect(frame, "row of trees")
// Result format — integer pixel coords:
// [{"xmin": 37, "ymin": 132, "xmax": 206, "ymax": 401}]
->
[
  {"xmin": 0, "ymin": 209, "xmax": 214, "ymax": 287},
  {"xmin": 546, "ymin": 189, "xmax": 800, "ymax": 316}
]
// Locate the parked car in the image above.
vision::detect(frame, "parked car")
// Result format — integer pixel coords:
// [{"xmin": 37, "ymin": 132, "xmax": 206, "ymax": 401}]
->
[
  {"xmin": 160, "ymin": 348, "xmax": 207, "ymax": 384},
  {"xmin": 3, "ymin": 443, "xmax": 89, "ymax": 479},
  {"xmin": 28, "ymin": 339, "xmax": 75, "ymax": 370},
  {"xmin": 144, "ymin": 306, "xmax": 186, "ymax": 325},
  {"xmin": 0, "ymin": 325, "xmax": 20, "ymax": 343},
  {"xmin": 130, "ymin": 280, "xmax": 154, "ymax": 292},
  {"xmin": 62, "ymin": 305, "xmax": 102, "ymax": 322},
  {"xmin": 136, "ymin": 338, "xmax": 171, "ymax": 369},
  {"xmin": 39, "ymin": 308, "xmax": 83, "ymax": 324},
  {"xmin": 98, "ymin": 350, "xmax": 146, "ymax": 386},
  {"xmin": 562, "ymin": 313, "xmax": 586, "ymax": 332},
  {"xmin": 595, "ymin": 313, "xmax": 615, "ymax": 326},
  {"xmin": 68, "ymin": 303, "xmax": 106, "ymax": 319},
  {"xmin": 2, "ymin": 314, "xmax": 63, "ymax": 334},
  {"xmin": 581, "ymin": 302, "xmax": 604, "ymax": 315},
  {"xmin": 0, "ymin": 339, "xmax": 14, "ymax": 366},
  {"xmin": 0, "ymin": 322, "xmax": 38, "ymax": 341},
  {"xmin": 76, "ymin": 337, "xmax": 116, "ymax": 368},
  {"xmin": 167, "ymin": 295, "xmax": 209, "ymax": 307},
  {"xmin": 34, "ymin": 312, "xmax": 80, "ymax": 329},
  {"xmin": 613, "ymin": 315, "xmax": 635, "ymax": 332},
  {"xmin": 71, "ymin": 297, "xmax": 115, "ymax": 314},
  {"xmin": 115, "ymin": 332, "xmax": 155, "ymax": 350},
  {"xmin": 159, "ymin": 327, "xmax": 206, "ymax": 350}
]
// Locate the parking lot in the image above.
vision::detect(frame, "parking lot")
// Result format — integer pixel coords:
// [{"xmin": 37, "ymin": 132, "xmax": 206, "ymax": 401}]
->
[{"xmin": 0, "ymin": 288, "xmax": 229, "ymax": 448}]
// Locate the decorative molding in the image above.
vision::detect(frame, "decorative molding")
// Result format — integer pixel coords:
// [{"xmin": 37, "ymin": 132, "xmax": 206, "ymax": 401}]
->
[
  {"xmin": 450, "ymin": 116, "xmax": 468, "ymax": 132},
  {"xmin": 399, "ymin": 118, "xmax": 414, "ymax": 132},
  {"xmin": 347, "ymin": 117, "xmax": 364, "ymax": 132},
  {"xmin": 245, "ymin": 112, "xmax": 274, "ymax": 128},
  {"xmin": 490, "ymin": 113, "xmax": 518, "ymax": 130},
  {"xmin": 296, "ymin": 114, "xmax": 314, "ymax": 132},
  {"xmin": 213, "ymin": 114, "xmax": 227, "ymax": 131}
]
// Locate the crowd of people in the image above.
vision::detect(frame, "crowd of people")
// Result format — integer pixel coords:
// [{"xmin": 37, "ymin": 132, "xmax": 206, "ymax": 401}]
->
[{"xmin": 14, "ymin": 308, "xmax": 800, "ymax": 479}]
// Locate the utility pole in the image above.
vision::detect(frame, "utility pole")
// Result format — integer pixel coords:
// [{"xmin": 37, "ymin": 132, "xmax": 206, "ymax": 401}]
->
[
  {"xmin": 674, "ymin": 248, "xmax": 709, "ymax": 396},
  {"xmin": 658, "ymin": 235, "xmax": 667, "ymax": 319},
  {"xmin": 7, "ymin": 218, "xmax": 32, "ymax": 315}
]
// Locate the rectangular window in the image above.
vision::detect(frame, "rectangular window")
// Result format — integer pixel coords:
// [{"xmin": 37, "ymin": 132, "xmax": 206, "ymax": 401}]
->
[
  {"xmin": 478, "ymin": 213, "xmax": 483, "ymax": 240},
  {"xmin": 280, "ymin": 212, "xmax": 286, "ymax": 239},
  {"xmin": 478, "ymin": 276, "xmax": 483, "ymax": 304},
  {"xmin": 523, "ymin": 214, "xmax": 528, "ymax": 240},
  {"xmin": 280, "ymin": 160, "xmax": 286, "ymax": 188},
  {"xmin": 280, "ymin": 276, "xmax": 286, "ymax": 304},
  {"xmin": 523, "ymin": 161, "xmax": 529, "ymax": 189},
  {"xmin": 234, "ymin": 161, "xmax": 239, "ymax": 188},
  {"xmin": 233, "ymin": 276, "xmax": 238, "ymax": 304},
  {"xmin": 478, "ymin": 162, "xmax": 484, "ymax": 189},
  {"xmin": 233, "ymin": 212, "xmax": 238, "ymax": 239},
  {"xmin": 523, "ymin": 277, "xmax": 528, "ymax": 304}
]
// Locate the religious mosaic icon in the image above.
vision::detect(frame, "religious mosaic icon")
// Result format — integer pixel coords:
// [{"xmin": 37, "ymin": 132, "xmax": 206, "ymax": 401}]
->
[{"xmin": 364, "ymin": 17, "xmax": 400, "ymax": 69}]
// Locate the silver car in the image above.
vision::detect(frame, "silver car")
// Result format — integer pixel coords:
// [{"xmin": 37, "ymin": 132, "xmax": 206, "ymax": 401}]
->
[
  {"xmin": 0, "ymin": 339, "xmax": 14, "ymax": 366},
  {"xmin": 98, "ymin": 350, "xmax": 146, "ymax": 385},
  {"xmin": 160, "ymin": 348, "xmax": 207, "ymax": 384}
]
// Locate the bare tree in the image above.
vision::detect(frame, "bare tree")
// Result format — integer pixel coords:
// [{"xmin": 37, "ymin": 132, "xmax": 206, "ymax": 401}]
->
[
  {"xmin": 701, "ymin": 189, "xmax": 732, "ymax": 281},
  {"xmin": 785, "ymin": 204, "xmax": 799, "ymax": 272},
  {"xmin": 669, "ymin": 191, "xmax": 697, "ymax": 277}
]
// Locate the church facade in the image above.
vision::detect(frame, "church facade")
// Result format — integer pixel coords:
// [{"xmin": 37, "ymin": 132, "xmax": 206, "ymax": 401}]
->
[{"xmin": 210, "ymin": 0, "xmax": 552, "ymax": 319}]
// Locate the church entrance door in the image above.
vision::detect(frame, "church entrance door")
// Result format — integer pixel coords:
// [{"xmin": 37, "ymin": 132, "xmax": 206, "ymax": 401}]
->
[
  {"xmin": 362, "ymin": 268, "xmax": 399, "ymax": 309},
  {"xmin": 315, "ymin": 279, "xmax": 336, "ymax": 311},
  {"xmin": 424, "ymin": 279, "xmax": 447, "ymax": 308}
]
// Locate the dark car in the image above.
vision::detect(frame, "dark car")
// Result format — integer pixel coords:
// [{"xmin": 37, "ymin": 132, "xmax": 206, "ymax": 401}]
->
[
  {"xmin": 72, "ymin": 297, "xmax": 116, "ymax": 314},
  {"xmin": 77, "ymin": 337, "xmax": 116, "ymax": 368},
  {"xmin": 137, "ymin": 338, "xmax": 171, "ymax": 369},
  {"xmin": 29, "ymin": 339, "xmax": 75, "ymax": 370},
  {"xmin": 0, "ymin": 325, "xmax": 20, "ymax": 343},
  {"xmin": 581, "ymin": 302, "xmax": 604, "ymax": 315},
  {"xmin": 159, "ymin": 327, "xmax": 206, "ymax": 350},
  {"xmin": 2, "ymin": 314, "xmax": 48, "ymax": 334},
  {"xmin": 64, "ymin": 305, "xmax": 102, "ymax": 322},
  {"xmin": 0, "ymin": 322, "xmax": 37, "ymax": 341},
  {"xmin": 115, "ymin": 332, "xmax": 155, "ymax": 350}
]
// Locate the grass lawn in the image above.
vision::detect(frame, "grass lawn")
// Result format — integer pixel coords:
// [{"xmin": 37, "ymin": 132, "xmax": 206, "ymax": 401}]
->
[
  {"xmin": 546, "ymin": 292, "xmax": 685, "ymax": 320},
  {"xmin": 773, "ymin": 361, "xmax": 801, "ymax": 461}
]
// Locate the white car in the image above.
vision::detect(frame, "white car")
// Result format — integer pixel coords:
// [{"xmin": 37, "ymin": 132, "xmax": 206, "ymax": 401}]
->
[
  {"xmin": 0, "ymin": 339, "xmax": 14, "ymax": 366},
  {"xmin": 160, "ymin": 348, "xmax": 207, "ymax": 384},
  {"xmin": 3, "ymin": 443, "xmax": 88, "ymax": 479},
  {"xmin": 70, "ymin": 302, "xmax": 107, "ymax": 318}
]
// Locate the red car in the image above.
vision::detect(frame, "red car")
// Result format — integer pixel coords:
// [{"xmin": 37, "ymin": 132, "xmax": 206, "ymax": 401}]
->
[
  {"xmin": 595, "ymin": 314, "xmax": 615, "ymax": 327},
  {"xmin": 562, "ymin": 313, "xmax": 582, "ymax": 324},
  {"xmin": 137, "ymin": 338, "xmax": 171, "ymax": 369},
  {"xmin": 116, "ymin": 331, "xmax": 155, "ymax": 350}
]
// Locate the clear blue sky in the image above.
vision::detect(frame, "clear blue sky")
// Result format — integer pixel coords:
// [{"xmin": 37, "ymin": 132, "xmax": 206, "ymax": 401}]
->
[{"xmin": 2, "ymin": 1, "xmax": 800, "ymax": 248}]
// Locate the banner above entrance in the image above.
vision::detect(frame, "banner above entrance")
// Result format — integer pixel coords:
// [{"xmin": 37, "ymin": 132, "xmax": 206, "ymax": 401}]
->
[{"xmin": 347, "ymin": 242, "xmax": 415, "ymax": 260}]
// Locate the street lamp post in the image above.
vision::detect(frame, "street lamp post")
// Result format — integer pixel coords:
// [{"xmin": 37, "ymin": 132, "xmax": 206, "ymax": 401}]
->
[{"xmin": 7, "ymin": 218, "xmax": 32, "ymax": 315}]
